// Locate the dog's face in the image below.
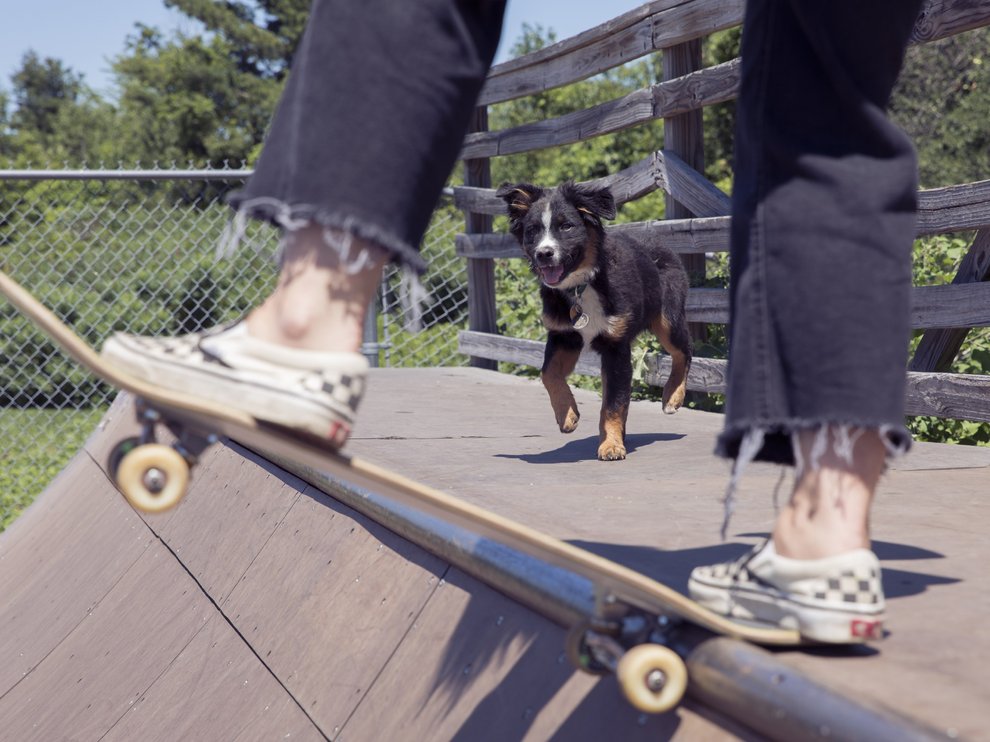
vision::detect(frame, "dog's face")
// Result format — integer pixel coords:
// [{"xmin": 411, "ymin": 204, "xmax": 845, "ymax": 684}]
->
[{"xmin": 496, "ymin": 181, "xmax": 616, "ymax": 289}]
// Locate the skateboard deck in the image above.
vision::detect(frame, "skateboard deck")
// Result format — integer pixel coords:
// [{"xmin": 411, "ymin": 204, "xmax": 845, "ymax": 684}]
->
[{"xmin": 0, "ymin": 268, "xmax": 802, "ymax": 713}]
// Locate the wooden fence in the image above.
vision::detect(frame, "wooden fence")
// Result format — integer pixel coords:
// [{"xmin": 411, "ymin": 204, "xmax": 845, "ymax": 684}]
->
[{"xmin": 454, "ymin": 0, "xmax": 990, "ymax": 424}]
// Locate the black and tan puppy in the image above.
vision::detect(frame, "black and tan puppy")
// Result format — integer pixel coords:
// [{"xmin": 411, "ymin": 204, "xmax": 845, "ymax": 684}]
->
[{"xmin": 496, "ymin": 180, "xmax": 692, "ymax": 461}]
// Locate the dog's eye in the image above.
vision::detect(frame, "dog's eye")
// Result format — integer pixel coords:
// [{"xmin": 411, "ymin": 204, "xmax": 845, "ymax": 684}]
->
[{"xmin": 559, "ymin": 222, "xmax": 573, "ymax": 231}]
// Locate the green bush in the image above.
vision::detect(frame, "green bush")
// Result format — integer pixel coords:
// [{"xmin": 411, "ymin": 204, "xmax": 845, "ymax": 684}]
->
[{"xmin": 0, "ymin": 407, "xmax": 107, "ymax": 530}]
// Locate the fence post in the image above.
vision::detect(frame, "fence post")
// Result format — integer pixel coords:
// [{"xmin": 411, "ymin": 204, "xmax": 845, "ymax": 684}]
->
[
  {"xmin": 464, "ymin": 105, "xmax": 498, "ymax": 370},
  {"xmin": 663, "ymin": 40, "xmax": 707, "ymax": 342},
  {"xmin": 361, "ymin": 298, "xmax": 380, "ymax": 367}
]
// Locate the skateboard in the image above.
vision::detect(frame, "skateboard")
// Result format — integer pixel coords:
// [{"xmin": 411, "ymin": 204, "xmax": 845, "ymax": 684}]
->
[{"xmin": 0, "ymin": 268, "xmax": 803, "ymax": 714}]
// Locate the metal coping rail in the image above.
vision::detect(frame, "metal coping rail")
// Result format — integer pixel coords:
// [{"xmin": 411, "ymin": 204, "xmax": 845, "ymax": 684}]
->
[{"xmin": 273, "ymin": 449, "xmax": 946, "ymax": 742}]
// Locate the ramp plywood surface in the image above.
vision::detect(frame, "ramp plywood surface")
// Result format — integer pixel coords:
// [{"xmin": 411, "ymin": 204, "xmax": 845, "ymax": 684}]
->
[
  {"xmin": 1, "ymin": 367, "xmax": 985, "ymax": 740},
  {"xmin": 0, "ymin": 379, "xmax": 748, "ymax": 741}
]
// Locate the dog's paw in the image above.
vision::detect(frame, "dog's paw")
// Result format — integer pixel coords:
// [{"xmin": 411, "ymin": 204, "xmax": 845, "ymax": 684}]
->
[
  {"xmin": 597, "ymin": 441, "xmax": 626, "ymax": 461},
  {"xmin": 662, "ymin": 385, "xmax": 686, "ymax": 414},
  {"xmin": 558, "ymin": 408, "xmax": 580, "ymax": 433}
]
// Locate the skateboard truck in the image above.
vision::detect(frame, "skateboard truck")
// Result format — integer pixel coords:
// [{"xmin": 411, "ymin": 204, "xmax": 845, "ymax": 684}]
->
[
  {"xmin": 566, "ymin": 608, "xmax": 689, "ymax": 714},
  {"xmin": 106, "ymin": 399, "xmax": 220, "ymax": 514}
]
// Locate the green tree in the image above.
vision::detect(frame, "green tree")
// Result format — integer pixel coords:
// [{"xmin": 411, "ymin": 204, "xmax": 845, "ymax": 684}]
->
[
  {"xmin": 164, "ymin": 0, "xmax": 309, "ymax": 74},
  {"xmin": 10, "ymin": 52, "xmax": 83, "ymax": 136},
  {"xmin": 0, "ymin": 52, "xmax": 118, "ymax": 166},
  {"xmin": 890, "ymin": 27, "xmax": 990, "ymax": 188},
  {"xmin": 701, "ymin": 28, "xmax": 740, "ymax": 191},
  {"xmin": 112, "ymin": 0, "xmax": 310, "ymax": 166}
]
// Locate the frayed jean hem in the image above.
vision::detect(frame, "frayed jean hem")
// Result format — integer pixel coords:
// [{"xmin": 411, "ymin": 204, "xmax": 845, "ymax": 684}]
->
[
  {"xmin": 714, "ymin": 420, "xmax": 912, "ymax": 540},
  {"xmin": 222, "ymin": 194, "xmax": 428, "ymax": 276},
  {"xmin": 218, "ymin": 195, "xmax": 430, "ymax": 331}
]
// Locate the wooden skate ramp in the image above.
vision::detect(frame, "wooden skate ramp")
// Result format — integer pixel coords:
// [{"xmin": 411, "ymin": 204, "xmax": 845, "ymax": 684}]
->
[
  {"xmin": 0, "ymin": 395, "xmax": 750, "ymax": 741},
  {"xmin": 1, "ymin": 367, "xmax": 980, "ymax": 740}
]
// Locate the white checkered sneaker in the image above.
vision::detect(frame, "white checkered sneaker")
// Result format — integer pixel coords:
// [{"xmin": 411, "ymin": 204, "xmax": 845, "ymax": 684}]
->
[
  {"xmin": 101, "ymin": 322, "xmax": 368, "ymax": 447},
  {"xmin": 688, "ymin": 539, "xmax": 885, "ymax": 643}
]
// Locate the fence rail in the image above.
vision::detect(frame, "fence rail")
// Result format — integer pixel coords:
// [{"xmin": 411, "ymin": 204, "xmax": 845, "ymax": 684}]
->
[{"xmin": 455, "ymin": 0, "xmax": 990, "ymax": 426}]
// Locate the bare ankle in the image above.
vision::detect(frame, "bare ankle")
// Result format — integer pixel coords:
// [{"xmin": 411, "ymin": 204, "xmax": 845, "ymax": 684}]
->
[
  {"xmin": 772, "ymin": 427, "xmax": 884, "ymax": 560},
  {"xmin": 246, "ymin": 224, "xmax": 387, "ymax": 352}
]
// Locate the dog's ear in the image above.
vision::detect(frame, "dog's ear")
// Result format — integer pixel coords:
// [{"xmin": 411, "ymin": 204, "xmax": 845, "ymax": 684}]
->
[
  {"xmin": 496, "ymin": 182, "xmax": 544, "ymax": 238},
  {"xmin": 560, "ymin": 181, "xmax": 617, "ymax": 226}
]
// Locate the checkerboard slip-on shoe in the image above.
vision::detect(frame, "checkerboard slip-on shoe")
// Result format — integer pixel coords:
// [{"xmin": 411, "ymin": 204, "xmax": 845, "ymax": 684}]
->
[
  {"xmin": 101, "ymin": 321, "xmax": 368, "ymax": 447},
  {"xmin": 688, "ymin": 540, "xmax": 885, "ymax": 644}
]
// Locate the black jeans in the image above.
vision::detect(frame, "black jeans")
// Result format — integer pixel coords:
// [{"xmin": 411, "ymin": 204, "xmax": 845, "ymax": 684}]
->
[
  {"xmin": 228, "ymin": 0, "xmax": 507, "ymax": 274},
  {"xmin": 718, "ymin": 0, "xmax": 924, "ymax": 466}
]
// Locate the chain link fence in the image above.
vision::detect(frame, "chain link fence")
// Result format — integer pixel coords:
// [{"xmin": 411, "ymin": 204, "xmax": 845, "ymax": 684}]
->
[{"xmin": 0, "ymin": 168, "xmax": 472, "ymax": 528}]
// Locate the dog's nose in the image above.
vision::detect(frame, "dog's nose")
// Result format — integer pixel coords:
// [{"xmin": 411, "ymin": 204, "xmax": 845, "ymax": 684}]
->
[{"xmin": 535, "ymin": 247, "xmax": 554, "ymax": 263}]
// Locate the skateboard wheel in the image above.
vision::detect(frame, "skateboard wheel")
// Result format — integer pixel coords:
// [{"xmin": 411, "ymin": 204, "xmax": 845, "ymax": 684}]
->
[
  {"xmin": 616, "ymin": 644, "xmax": 687, "ymax": 714},
  {"xmin": 115, "ymin": 444, "xmax": 189, "ymax": 513},
  {"xmin": 108, "ymin": 437, "xmax": 141, "ymax": 479},
  {"xmin": 565, "ymin": 624, "xmax": 611, "ymax": 676}
]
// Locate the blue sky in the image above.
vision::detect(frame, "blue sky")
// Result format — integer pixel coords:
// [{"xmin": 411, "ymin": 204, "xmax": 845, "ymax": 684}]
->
[{"xmin": 0, "ymin": 0, "xmax": 646, "ymax": 101}]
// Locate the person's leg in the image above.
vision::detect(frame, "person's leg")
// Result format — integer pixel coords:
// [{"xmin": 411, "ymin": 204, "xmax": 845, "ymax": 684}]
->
[
  {"xmin": 244, "ymin": 225, "xmax": 388, "ymax": 353},
  {"xmin": 689, "ymin": 0, "xmax": 923, "ymax": 643},
  {"xmin": 103, "ymin": 0, "xmax": 506, "ymax": 444},
  {"xmin": 773, "ymin": 427, "xmax": 886, "ymax": 560}
]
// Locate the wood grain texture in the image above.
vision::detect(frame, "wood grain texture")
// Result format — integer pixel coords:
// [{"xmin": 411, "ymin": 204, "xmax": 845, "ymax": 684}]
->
[
  {"xmin": 477, "ymin": 0, "xmax": 744, "ymax": 106},
  {"xmin": 464, "ymin": 107, "xmax": 498, "ymax": 370},
  {"xmin": 461, "ymin": 60, "xmax": 740, "ymax": 161},
  {"xmin": 461, "ymin": 331, "xmax": 990, "ymax": 423},
  {"xmin": 456, "ymin": 149, "xmax": 727, "ymax": 219}
]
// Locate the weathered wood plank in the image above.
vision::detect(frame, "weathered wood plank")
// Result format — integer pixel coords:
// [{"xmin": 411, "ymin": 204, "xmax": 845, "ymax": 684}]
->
[
  {"xmin": 664, "ymin": 38, "xmax": 708, "ymax": 344},
  {"xmin": 687, "ymin": 283, "xmax": 990, "ymax": 329},
  {"xmin": 456, "ymin": 177, "xmax": 990, "ymax": 257},
  {"xmin": 464, "ymin": 107, "xmax": 498, "ymax": 370},
  {"xmin": 462, "ymin": 60, "xmax": 740, "ymax": 161},
  {"xmin": 457, "ymin": 330, "xmax": 602, "ymax": 376},
  {"xmin": 609, "ymin": 217, "xmax": 730, "ymax": 254},
  {"xmin": 910, "ymin": 0, "xmax": 990, "ymax": 43},
  {"xmin": 456, "ymin": 154, "xmax": 659, "ymax": 216},
  {"xmin": 911, "ymin": 229, "xmax": 990, "ymax": 372},
  {"xmin": 456, "ymin": 149, "xmax": 727, "ymax": 218},
  {"xmin": 643, "ymin": 353, "xmax": 990, "ymax": 422},
  {"xmin": 460, "ymin": 331, "xmax": 990, "ymax": 421},
  {"xmin": 912, "ymin": 282, "xmax": 990, "ymax": 328},
  {"xmin": 478, "ymin": 0, "xmax": 744, "ymax": 106},
  {"xmin": 449, "ymin": 281, "xmax": 990, "ymax": 331},
  {"xmin": 463, "ymin": 87, "xmax": 656, "ymax": 160},
  {"xmin": 481, "ymin": 1, "xmax": 683, "ymax": 77},
  {"xmin": 455, "ymin": 217, "xmax": 727, "ymax": 259},
  {"xmin": 654, "ymin": 148, "xmax": 730, "ymax": 218},
  {"xmin": 454, "ymin": 212, "xmax": 729, "ymax": 262},
  {"xmin": 902, "ymin": 368, "xmax": 990, "ymax": 420},
  {"xmin": 916, "ymin": 179, "xmax": 990, "ymax": 234}
]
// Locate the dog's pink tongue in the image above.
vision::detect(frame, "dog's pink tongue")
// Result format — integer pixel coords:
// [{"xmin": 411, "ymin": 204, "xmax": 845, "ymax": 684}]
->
[{"xmin": 541, "ymin": 266, "xmax": 564, "ymax": 285}]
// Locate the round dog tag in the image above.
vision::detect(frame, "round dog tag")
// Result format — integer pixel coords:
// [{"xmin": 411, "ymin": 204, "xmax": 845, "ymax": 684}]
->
[{"xmin": 570, "ymin": 304, "xmax": 590, "ymax": 329}]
